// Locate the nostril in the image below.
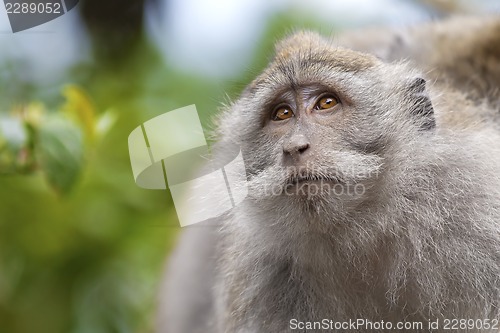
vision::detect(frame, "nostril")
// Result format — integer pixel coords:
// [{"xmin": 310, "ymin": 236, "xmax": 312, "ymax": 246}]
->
[
  {"xmin": 283, "ymin": 135, "xmax": 310, "ymax": 156},
  {"xmin": 297, "ymin": 143, "xmax": 309, "ymax": 154},
  {"xmin": 283, "ymin": 143, "xmax": 310, "ymax": 156}
]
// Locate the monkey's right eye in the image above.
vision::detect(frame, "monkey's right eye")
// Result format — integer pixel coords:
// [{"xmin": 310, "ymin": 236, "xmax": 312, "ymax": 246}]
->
[
  {"xmin": 314, "ymin": 95, "xmax": 339, "ymax": 111},
  {"xmin": 272, "ymin": 106, "xmax": 294, "ymax": 121}
]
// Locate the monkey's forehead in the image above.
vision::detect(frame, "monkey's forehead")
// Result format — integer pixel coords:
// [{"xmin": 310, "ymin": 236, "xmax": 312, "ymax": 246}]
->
[
  {"xmin": 249, "ymin": 32, "xmax": 379, "ymax": 91},
  {"xmin": 277, "ymin": 31, "xmax": 377, "ymax": 69}
]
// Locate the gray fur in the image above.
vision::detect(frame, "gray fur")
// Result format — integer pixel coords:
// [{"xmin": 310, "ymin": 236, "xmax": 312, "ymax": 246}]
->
[{"xmin": 158, "ymin": 18, "xmax": 500, "ymax": 333}]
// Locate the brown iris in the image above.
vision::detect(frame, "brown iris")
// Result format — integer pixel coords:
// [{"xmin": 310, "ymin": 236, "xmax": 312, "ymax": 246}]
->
[
  {"xmin": 315, "ymin": 95, "xmax": 339, "ymax": 110},
  {"xmin": 272, "ymin": 106, "xmax": 294, "ymax": 121}
]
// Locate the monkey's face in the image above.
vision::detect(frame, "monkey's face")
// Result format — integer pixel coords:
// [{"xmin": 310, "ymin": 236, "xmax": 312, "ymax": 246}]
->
[{"xmin": 219, "ymin": 32, "xmax": 435, "ymax": 214}]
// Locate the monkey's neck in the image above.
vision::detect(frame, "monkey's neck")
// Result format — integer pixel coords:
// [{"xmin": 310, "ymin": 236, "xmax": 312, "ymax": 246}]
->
[{"xmin": 221, "ymin": 214, "xmax": 395, "ymax": 330}]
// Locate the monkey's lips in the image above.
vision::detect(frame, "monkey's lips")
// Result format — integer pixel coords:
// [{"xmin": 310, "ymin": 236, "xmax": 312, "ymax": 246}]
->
[
  {"xmin": 283, "ymin": 174, "xmax": 345, "ymax": 198},
  {"xmin": 287, "ymin": 174, "xmax": 342, "ymax": 185}
]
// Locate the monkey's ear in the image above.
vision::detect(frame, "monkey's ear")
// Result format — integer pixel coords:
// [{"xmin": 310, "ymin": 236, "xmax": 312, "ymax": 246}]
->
[{"xmin": 408, "ymin": 77, "xmax": 435, "ymax": 130}]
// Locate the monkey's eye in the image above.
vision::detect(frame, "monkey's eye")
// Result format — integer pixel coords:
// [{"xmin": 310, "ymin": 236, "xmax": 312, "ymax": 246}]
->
[
  {"xmin": 314, "ymin": 95, "xmax": 339, "ymax": 111},
  {"xmin": 272, "ymin": 106, "xmax": 294, "ymax": 121}
]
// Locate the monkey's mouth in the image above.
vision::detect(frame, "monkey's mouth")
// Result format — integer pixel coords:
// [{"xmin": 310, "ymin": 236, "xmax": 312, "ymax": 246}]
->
[
  {"xmin": 282, "ymin": 173, "xmax": 346, "ymax": 198},
  {"xmin": 287, "ymin": 174, "xmax": 342, "ymax": 185}
]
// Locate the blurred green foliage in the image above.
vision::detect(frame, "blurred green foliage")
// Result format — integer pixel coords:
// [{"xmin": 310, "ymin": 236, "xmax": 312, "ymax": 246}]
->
[{"xmin": 0, "ymin": 7, "xmax": 331, "ymax": 333}]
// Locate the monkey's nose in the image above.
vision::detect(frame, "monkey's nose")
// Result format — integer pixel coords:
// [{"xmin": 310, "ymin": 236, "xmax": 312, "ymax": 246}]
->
[{"xmin": 283, "ymin": 135, "xmax": 310, "ymax": 157}]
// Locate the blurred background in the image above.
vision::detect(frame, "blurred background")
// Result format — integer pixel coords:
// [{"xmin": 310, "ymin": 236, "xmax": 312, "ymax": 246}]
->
[{"xmin": 0, "ymin": 0, "xmax": 498, "ymax": 332}]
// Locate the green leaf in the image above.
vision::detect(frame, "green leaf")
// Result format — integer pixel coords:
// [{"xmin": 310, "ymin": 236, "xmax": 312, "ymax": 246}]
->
[
  {"xmin": 62, "ymin": 85, "xmax": 97, "ymax": 141},
  {"xmin": 36, "ymin": 116, "xmax": 84, "ymax": 194},
  {"xmin": 95, "ymin": 108, "xmax": 118, "ymax": 138}
]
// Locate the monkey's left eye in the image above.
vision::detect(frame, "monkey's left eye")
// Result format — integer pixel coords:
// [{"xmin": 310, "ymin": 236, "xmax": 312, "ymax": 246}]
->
[
  {"xmin": 272, "ymin": 106, "xmax": 294, "ymax": 121},
  {"xmin": 314, "ymin": 95, "xmax": 339, "ymax": 111}
]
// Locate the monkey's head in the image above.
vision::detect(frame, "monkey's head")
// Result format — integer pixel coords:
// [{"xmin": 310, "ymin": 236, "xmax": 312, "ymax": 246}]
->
[{"xmin": 217, "ymin": 31, "xmax": 435, "ymax": 219}]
